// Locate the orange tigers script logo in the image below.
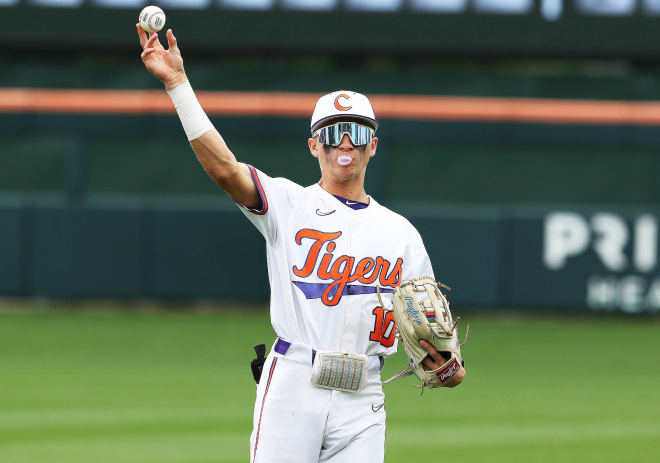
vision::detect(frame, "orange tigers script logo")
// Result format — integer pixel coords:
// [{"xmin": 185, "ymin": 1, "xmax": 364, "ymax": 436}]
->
[
  {"xmin": 334, "ymin": 94, "xmax": 352, "ymax": 111},
  {"xmin": 292, "ymin": 229, "xmax": 403, "ymax": 306}
]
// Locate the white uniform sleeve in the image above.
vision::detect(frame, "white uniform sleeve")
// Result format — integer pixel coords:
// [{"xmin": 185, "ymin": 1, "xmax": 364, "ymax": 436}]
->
[
  {"xmin": 235, "ymin": 164, "xmax": 301, "ymax": 243},
  {"xmin": 403, "ymin": 223, "xmax": 435, "ymax": 281}
]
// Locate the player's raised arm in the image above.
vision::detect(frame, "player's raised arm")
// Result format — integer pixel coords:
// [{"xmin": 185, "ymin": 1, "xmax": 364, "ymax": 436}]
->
[{"xmin": 136, "ymin": 24, "xmax": 259, "ymax": 209}]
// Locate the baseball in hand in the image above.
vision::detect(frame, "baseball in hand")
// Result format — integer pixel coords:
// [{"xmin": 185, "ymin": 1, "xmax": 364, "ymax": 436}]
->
[{"xmin": 139, "ymin": 6, "xmax": 166, "ymax": 33}]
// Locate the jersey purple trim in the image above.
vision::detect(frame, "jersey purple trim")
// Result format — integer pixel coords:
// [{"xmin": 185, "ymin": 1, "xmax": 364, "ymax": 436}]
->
[
  {"xmin": 332, "ymin": 194, "xmax": 369, "ymax": 210},
  {"xmin": 292, "ymin": 281, "xmax": 393, "ymax": 300},
  {"xmin": 237, "ymin": 164, "xmax": 268, "ymax": 215}
]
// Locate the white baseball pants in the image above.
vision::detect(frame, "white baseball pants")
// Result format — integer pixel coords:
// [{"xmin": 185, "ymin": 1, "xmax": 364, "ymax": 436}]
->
[{"xmin": 249, "ymin": 339, "xmax": 386, "ymax": 463}]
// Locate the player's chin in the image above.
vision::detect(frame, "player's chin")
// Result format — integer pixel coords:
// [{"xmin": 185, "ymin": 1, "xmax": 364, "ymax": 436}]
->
[{"xmin": 336, "ymin": 163, "xmax": 359, "ymax": 176}]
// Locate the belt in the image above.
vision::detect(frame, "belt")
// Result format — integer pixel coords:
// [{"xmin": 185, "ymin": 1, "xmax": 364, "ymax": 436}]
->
[
  {"xmin": 275, "ymin": 337, "xmax": 311, "ymax": 358},
  {"xmin": 274, "ymin": 338, "xmax": 385, "ymax": 371}
]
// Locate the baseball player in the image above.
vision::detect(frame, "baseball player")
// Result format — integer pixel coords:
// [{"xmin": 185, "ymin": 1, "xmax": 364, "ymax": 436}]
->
[{"xmin": 137, "ymin": 24, "xmax": 465, "ymax": 463}]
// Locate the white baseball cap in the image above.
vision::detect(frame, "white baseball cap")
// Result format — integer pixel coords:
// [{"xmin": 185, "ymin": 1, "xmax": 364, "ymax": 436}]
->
[{"xmin": 310, "ymin": 90, "xmax": 379, "ymax": 134}]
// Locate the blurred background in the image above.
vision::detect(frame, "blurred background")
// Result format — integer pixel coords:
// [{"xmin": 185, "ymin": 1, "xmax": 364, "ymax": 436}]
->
[{"xmin": 1, "ymin": 1, "xmax": 659, "ymax": 463}]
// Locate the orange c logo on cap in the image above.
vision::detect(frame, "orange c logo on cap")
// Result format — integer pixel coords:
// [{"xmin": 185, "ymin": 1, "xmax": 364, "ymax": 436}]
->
[{"xmin": 334, "ymin": 94, "xmax": 352, "ymax": 111}]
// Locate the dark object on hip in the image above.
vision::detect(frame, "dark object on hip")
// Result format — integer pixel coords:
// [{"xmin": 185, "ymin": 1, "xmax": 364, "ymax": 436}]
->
[{"xmin": 250, "ymin": 344, "xmax": 266, "ymax": 384}]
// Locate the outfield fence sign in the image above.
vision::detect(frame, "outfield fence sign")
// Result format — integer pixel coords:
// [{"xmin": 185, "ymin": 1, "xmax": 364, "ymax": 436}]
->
[{"xmin": 510, "ymin": 208, "xmax": 660, "ymax": 313}]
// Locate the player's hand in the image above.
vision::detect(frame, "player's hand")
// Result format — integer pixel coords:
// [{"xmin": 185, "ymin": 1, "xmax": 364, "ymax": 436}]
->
[
  {"xmin": 419, "ymin": 339, "xmax": 448, "ymax": 371},
  {"xmin": 137, "ymin": 24, "xmax": 187, "ymax": 90},
  {"xmin": 420, "ymin": 339, "xmax": 465, "ymax": 387}
]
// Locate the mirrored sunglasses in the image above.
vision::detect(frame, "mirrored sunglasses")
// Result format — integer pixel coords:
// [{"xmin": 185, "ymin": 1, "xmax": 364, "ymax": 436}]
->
[{"xmin": 313, "ymin": 122, "xmax": 374, "ymax": 147}]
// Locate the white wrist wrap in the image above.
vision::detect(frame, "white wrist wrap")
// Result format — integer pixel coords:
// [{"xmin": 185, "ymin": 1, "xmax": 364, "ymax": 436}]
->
[{"xmin": 167, "ymin": 81, "xmax": 214, "ymax": 141}]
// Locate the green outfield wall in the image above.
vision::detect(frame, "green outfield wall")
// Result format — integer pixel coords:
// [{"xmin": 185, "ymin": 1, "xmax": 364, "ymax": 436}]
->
[
  {"xmin": 1, "ymin": 194, "xmax": 658, "ymax": 313},
  {"xmin": 3, "ymin": 94, "xmax": 660, "ymax": 312},
  {"xmin": 3, "ymin": 114, "xmax": 660, "ymax": 204}
]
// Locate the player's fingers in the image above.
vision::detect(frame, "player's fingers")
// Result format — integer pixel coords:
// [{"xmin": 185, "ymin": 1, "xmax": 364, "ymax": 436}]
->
[
  {"xmin": 153, "ymin": 32, "xmax": 165, "ymax": 50},
  {"xmin": 141, "ymin": 48, "xmax": 155, "ymax": 59},
  {"xmin": 145, "ymin": 32, "xmax": 161, "ymax": 49},
  {"xmin": 421, "ymin": 355, "xmax": 437, "ymax": 371},
  {"xmin": 419, "ymin": 339, "xmax": 444, "ymax": 364},
  {"xmin": 419, "ymin": 339, "xmax": 434, "ymax": 354},
  {"xmin": 166, "ymin": 29, "xmax": 180, "ymax": 55},
  {"xmin": 136, "ymin": 23, "xmax": 148, "ymax": 48}
]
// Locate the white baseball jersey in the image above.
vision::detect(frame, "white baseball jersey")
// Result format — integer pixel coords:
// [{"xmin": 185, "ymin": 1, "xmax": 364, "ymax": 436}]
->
[{"xmin": 237, "ymin": 165, "xmax": 434, "ymax": 358}]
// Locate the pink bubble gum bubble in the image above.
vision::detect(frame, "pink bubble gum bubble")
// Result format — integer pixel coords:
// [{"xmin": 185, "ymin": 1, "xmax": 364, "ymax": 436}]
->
[{"xmin": 338, "ymin": 156, "xmax": 352, "ymax": 166}]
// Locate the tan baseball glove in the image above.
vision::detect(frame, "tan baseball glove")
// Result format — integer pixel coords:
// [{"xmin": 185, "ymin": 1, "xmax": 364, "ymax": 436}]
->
[{"xmin": 378, "ymin": 276, "xmax": 467, "ymax": 391}]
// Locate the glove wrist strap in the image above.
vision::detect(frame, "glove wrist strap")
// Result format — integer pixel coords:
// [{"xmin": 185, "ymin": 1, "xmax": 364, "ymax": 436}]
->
[{"xmin": 433, "ymin": 357, "xmax": 461, "ymax": 385}]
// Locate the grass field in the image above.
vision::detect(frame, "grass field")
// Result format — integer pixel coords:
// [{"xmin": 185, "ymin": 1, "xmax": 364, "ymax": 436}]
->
[{"xmin": 1, "ymin": 305, "xmax": 659, "ymax": 463}]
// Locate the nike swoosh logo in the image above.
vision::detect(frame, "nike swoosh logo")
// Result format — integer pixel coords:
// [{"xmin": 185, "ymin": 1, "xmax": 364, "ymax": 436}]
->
[
  {"xmin": 346, "ymin": 201, "xmax": 358, "ymax": 205},
  {"xmin": 371, "ymin": 403, "xmax": 384, "ymax": 412},
  {"xmin": 316, "ymin": 209, "xmax": 336, "ymax": 216}
]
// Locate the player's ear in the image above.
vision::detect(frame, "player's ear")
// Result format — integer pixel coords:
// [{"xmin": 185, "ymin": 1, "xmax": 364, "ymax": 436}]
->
[
  {"xmin": 308, "ymin": 137, "xmax": 320, "ymax": 159},
  {"xmin": 368, "ymin": 137, "xmax": 378, "ymax": 158}
]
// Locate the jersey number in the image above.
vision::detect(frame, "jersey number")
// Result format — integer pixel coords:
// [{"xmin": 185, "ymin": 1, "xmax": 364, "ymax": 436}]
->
[{"xmin": 369, "ymin": 307, "xmax": 396, "ymax": 348}]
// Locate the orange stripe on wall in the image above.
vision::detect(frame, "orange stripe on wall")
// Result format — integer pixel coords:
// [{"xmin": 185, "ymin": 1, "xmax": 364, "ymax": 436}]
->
[{"xmin": 3, "ymin": 88, "xmax": 660, "ymax": 125}]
